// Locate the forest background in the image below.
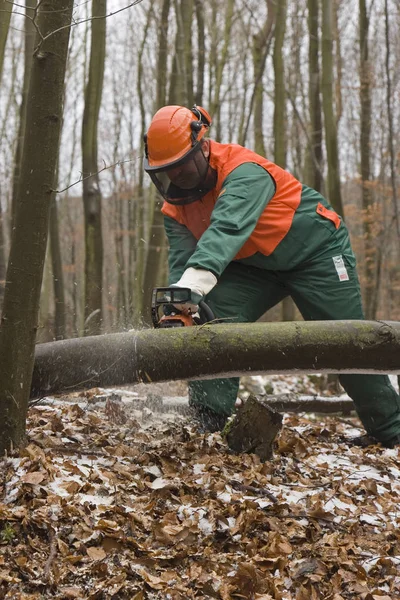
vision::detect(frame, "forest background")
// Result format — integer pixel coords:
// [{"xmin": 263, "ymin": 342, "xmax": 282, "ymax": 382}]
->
[{"xmin": 0, "ymin": 0, "xmax": 399, "ymax": 343}]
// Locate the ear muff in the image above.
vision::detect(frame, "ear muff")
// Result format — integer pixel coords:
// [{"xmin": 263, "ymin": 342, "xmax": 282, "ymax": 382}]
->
[
  {"xmin": 191, "ymin": 105, "xmax": 212, "ymax": 128},
  {"xmin": 190, "ymin": 120, "xmax": 203, "ymax": 144},
  {"xmin": 190, "ymin": 105, "xmax": 212, "ymax": 145}
]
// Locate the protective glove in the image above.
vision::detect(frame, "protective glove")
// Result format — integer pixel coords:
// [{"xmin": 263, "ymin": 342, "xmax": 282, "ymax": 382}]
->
[{"xmin": 171, "ymin": 267, "xmax": 217, "ymax": 314}]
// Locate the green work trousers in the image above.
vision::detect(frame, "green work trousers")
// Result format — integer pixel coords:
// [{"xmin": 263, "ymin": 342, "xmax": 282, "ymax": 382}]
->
[{"xmin": 189, "ymin": 249, "xmax": 400, "ymax": 443}]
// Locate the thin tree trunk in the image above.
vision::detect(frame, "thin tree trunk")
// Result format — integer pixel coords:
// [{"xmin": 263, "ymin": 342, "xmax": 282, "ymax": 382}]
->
[
  {"xmin": 49, "ymin": 191, "xmax": 66, "ymax": 340},
  {"xmin": 0, "ymin": 0, "xmax": 74, "ymax": 453},
  {"xmin": 81, "ymin": 0, "xmax": 107, "ymax": 336},
  {"xmin": 306, "ymin": 0, "xmax": 323, "ymax": 192},
  {"xmin": 181, "ymin": 0, "xmax": 194, "ymax": 107},
  {"xmin": 11, "ymin": 0, "xmax": 36, "ymax": 229},
  {"xmin": 252, "ymin": 0, "xmax": 275, "ymax": 156},
  {"xmin": 194, "ymin": 0, "xmax": 205, "ymax": 105},
  {"xmin": 273, "ymin": 0, "xmax": 294, "ymax": 322},
  {"xmin": 0, "ymin": 0, "xmax": 12, "ymax": 84},
  {"xmin": 359, "ymin": 0, "xmax": 375, "ymax": 318},
  {"xmin": 383, "ymin": 0, "xmax": 400, "ymax": 392},
  {"xmin": 142, "ymin": 0, "xmax": 174, "ymax": 324},
  {"xmin": 384, "ymin": 0, "xmax": 400, "ymax": 241},
  {"xmin": 273, "ymin": 0, "xmax": 287, "ymax": 169},
  {"xmin": 321, "ymin": 0, "xmax": 344, "ymax": 215},
  {"xmin": 0, "ymin": 203, "xmax": 5, "ymax": 309},
  {"xmin": 31, "ymin": 320, "xmax": 400, "ymax": 398},
  {"xmin": 210, "ymin": 0, "xmax": 235, "ymax": 140},
  {"xmin": 142, "ymin": 193, "xmax": 167, "ymax": 323},
  {"xmin": 168, "ymin": 0, "xmax": 186, "ymax": 105},
  {"xmin": 156, "ymin": 0, "xmax": 170, "ymax": 109}
]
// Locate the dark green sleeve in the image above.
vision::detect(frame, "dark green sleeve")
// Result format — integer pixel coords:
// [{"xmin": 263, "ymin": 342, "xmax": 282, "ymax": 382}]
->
[
  {"xmin": 164, "ymin": 215, "xmax": 198, "ymax": 284},
  {"xmin": 185, "ymin": 163, "xmax": 275, "ymax": 277}
]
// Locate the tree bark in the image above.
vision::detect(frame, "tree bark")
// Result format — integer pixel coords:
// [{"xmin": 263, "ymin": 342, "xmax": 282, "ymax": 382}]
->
[
  {"xmin": 31, "ymin": 320, "xmax": 400, "ymax": 398},
  {"xmin": 273, "ymin": 1, "xmax": 295, "ymax": 322},
  {"xmin": 359, "ymin": 0, "xmax": 376, "ymax": 319},
  {"xmin": 306, "ymin": 0, "xmax": 323, "ymax": 192},
  {"xmin": 0, "ymin": 0, "xmax": 74, "ymax": 452},
  {"xmin": 321, "ymin": 0, "xmax": 344, "ymax": 215},
  {"xmin": 0, "ymin": 0, "xmax": 12, "ymax": 84},
  {"xmin": 252, "ymin": 0, "xmax": 275, "ymax": 156},
  {"xmin": 81, "ymin": 0, "xmax": 106, "ymax": 336},
  {"xmin": 210, "ymin": 0, "xmax": 235, "ymax": 140},
  {"xmin": 194, "ymin": 0, "xmax": 205, "ymax": 105},
  {"xmin": 49, "ymin": 193, "xmax": 66, "ymax": 340},
  {"xmin": 156, "ymin": 0, "xmax": 171, "ymax": 109},
  {"xmin": 0, "ymin": 202, "xmax": 5, "ymax": 310},
  {"xmin": 11, "ymin": 0, "xmax": 36, "ymax": 229}
]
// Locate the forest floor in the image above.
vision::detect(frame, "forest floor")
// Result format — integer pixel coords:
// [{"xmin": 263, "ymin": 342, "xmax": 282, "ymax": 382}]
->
[{"xmin": 0, "ymin": 375, "xmax": 399, "ymax": 599}]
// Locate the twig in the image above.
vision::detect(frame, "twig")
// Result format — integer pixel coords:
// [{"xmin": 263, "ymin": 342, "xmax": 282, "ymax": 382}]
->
[
  {"xmin": 33, "ymin": 1, "xmax": 145, "ymax": 55},
  {"xmin": 230, "ymin": 479, "xmax": 278, "ymax": 503},
  {"xmin": 53, "ymin": 157, "xmax": 139, "ymax": 195},
  {"xmin": 44, "ymin": 526, "xmax": 58, "ymax": 582}
]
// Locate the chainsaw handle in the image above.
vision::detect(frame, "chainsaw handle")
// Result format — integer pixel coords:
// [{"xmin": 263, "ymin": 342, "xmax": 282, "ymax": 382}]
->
[{"xmin": 198, "ymin": 300, "xmax": 215, "ymax": 324}]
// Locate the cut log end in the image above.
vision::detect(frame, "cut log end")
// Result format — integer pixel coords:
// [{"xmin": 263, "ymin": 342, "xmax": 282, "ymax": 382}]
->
[{"xmin": 225, "ymin": 395, "xmax": 283, "ymax": 461}]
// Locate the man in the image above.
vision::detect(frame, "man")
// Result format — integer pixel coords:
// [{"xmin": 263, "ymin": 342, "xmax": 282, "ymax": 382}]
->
[{"xmin": 143, "ymin": 104, "xmax": 400, "ymax": 448}]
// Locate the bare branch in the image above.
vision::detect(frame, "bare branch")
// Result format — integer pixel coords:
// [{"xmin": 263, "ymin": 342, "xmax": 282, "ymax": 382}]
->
[
  {"xmin": 53, "ymin": 157, "xmax": 141, "ymax": 195},
  {"xmin": 2, "ymin": 1, "xmax": 145, "ymax": 55}
]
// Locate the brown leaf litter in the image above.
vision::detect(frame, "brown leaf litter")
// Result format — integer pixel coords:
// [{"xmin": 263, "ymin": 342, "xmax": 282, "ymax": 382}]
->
[{"xmin": 0, "ymin": 389, "xmax": 399, "ymax": 599}]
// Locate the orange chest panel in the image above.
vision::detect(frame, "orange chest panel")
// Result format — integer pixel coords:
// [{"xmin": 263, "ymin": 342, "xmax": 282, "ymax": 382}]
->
[{"xmin": 162, "ymin": 141, "xmax": 302, "ymax": 259}]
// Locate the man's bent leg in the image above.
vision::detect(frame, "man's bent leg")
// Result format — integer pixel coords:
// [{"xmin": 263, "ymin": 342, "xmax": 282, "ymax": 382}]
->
[
  {"xmin": 189, "ymin": 262, "xmax": 287, "ymax": 423},
  {"xmin": 287, "ymin": 243, "xmax": 400, "ymax": 444}
]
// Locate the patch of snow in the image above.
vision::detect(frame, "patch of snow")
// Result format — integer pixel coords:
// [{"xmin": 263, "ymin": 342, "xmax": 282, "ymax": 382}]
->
[
  {"xmin": 324, "ymin": 498, "xmax": 356, "ymax": 512},
  {"xmin": 217, "ymin": 491, "xmax": 232, "ymax": 503},
  {"xmin": 198, "ymin": 517, "xmax": 214, "ymax": 535},
  {"xmin": 362, "ymin": 555, "xmax": 400, "ymax": 573},
  {"xmin": 359, "ymin": 514, "xmax": 382, "ymax": 526},
  {"xmin": 193, "ymin": 463, "xmax": 205, "ymax": 474}
]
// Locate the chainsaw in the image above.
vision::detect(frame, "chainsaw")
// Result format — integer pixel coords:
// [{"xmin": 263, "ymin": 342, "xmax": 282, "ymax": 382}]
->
[{"xmin": 151, "ymin": 287, "xmax": 215, "ymax": 328}]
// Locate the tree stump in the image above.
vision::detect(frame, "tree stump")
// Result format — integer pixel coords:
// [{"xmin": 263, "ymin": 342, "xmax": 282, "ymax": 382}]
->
[{"xmin": 225, "ymin": 395, "xmax": 283, "ymax": 461}]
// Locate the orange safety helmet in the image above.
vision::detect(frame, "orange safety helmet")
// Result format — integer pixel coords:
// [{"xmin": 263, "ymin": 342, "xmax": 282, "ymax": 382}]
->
[
  {"xmin": 143, "ymin": 105, "xmax": 217, "ymax": 205},
  {"xmin": 143, "ymin": 105, "xmax": 212, "ymax": 170}
]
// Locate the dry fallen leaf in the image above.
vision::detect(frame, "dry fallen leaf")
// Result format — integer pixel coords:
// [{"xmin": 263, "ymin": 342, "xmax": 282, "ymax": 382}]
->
[{"xmin": 86, "ymin": 547, "xmax": 106, "ymax": 561}]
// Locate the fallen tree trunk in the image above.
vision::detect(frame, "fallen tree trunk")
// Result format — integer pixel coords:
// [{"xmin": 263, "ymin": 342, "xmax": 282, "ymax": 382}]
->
[{"xmin": 31, "ymin": 320, "xmax": 400, "ymax": 398}]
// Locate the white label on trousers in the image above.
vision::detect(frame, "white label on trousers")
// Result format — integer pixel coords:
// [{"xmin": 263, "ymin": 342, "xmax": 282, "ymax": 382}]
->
[{"xmin": 332, "ymin": 255, "xmax": 349, "ymax": 281}]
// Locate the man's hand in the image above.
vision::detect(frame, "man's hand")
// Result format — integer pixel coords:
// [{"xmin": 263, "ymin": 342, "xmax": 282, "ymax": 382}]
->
[{"xmin": 171, "ymin": 267, "xmax": 217, "ymax": 315}]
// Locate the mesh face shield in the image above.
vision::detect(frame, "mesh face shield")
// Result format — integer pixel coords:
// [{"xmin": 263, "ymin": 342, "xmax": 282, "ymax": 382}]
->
[{"xmin": 144, "ymin": 143, "xmax": 217, "ymax": 206}]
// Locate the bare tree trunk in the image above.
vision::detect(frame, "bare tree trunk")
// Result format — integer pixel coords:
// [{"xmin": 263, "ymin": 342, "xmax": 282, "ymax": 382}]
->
[
  {"xmin": 181, "ymin": 0, "xmax": 194, "ymax": 107},
  {"xmin": 131, "ymin": 6, "xmax": 153, "ymax": 325},
  {"xmin": 321, "ymin": 0, "xmax": 344, "ymax": 215},
  {"xmin": 31, "ymin": 320, "xmax": 400, "ymax": 398},
  {"xmin": 210, "ymin": 0, "xmax": 235, "ymax": 140},
  {"xmin": 142, "ymin": 193, "xmax": 167, "ymax": 323},
  {"xmin": 384, "ymin": 0, "xmax": 400, "ymax": 241},
  {"xmin": 306, "ymin": 0, "xmax": 323, "ymax": 192},
  {"xmin": 359, "ymin": 0, "xmax": 376, "ymax": 319},
  {"xmin": 273, "ymin": 0, "xmax": 294, "ymax": 322},
  {"xmin": 156, "ymin": 0, "xmax": 170, "ymax": 109},
  {"xmin": 0, "ymin": 0, "xmax": 74, "ymax": 453},
  {"xmin": 142, "ymin": 0, "xmax": 176, "ymax": 324},
  {"xmin": 273, "ymin": 0, "xmax": 287, "ymax": 169},
  {"xmin": 194, "ymin": 0, "xmax": 205, "ymax": 105},
  {"xmin": 0, "ymin": 203, "xmax": 5, "ymax": 309},
  {"xmin": 252, "ymin": 0, "xmax": 275, "ymax": 156},
  {"xmin": 383, "ymin": 0, "xmax": 400, "ymax": 392},
  {"xmin": 49, "ymin": 190, "xmax": 66, "ymax": 340},
  {"xmin": 81, "ymin": 0, "xmax": 106, "ymax": 336},
  {"xmin": 11, "ymin": 0, "xmax": 36, "ymax": 229},
  {"xmin": 0, "ymin": 0, "xmax": 12, "ymax": 84}
]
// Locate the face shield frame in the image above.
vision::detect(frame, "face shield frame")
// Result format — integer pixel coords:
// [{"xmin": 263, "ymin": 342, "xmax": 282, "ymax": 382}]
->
[{"xmin": 143, "ymin": 137, "xmax": 217, "ymax": 206}]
